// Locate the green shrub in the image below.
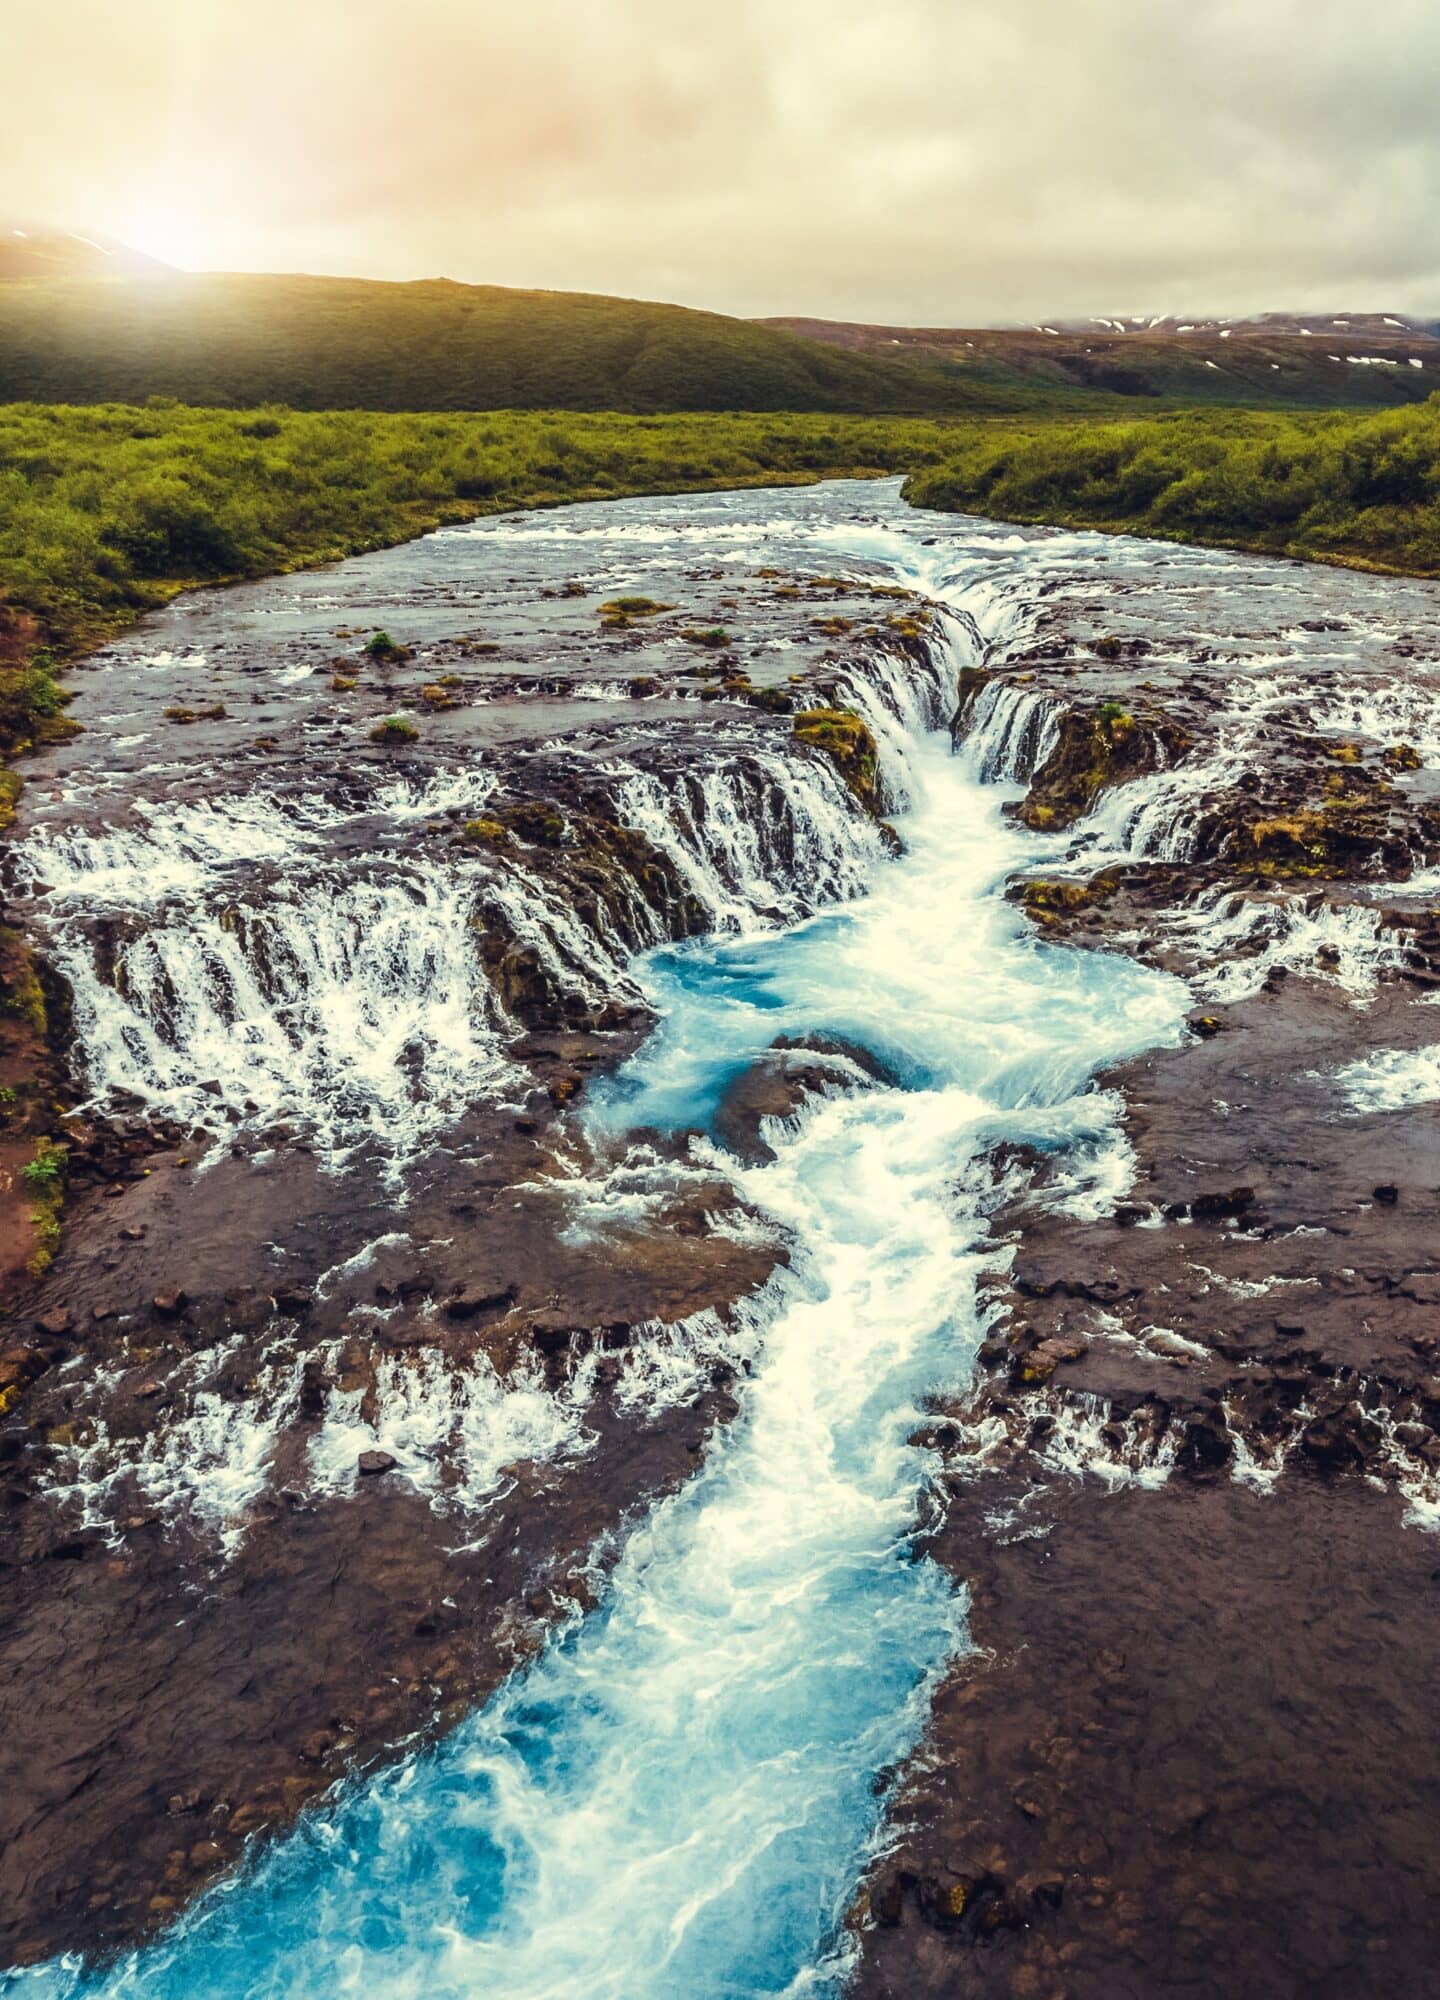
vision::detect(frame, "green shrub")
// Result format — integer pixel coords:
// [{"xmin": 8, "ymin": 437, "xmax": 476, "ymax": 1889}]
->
[
  {"xmin": 23, "ymin": 1139, "xmax": 67, "ymax": 1275},
  {"xmin": 905, "ymin": 398, "xmax": 1440, "ymax": 575}
]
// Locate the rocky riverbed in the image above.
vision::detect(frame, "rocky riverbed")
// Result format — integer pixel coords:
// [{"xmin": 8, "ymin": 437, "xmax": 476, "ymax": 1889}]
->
[
  {"xmin": 856, "ymin": 541, "xmax": 1440, "ymax": 2000},
  {"xmin": 1, "ymin": 482, "xmax": 1438, "ymax": 1997}
]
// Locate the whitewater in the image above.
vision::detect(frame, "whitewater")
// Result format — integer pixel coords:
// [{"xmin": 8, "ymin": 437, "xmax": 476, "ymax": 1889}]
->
[{"xmin": 8, "ymin": 508, "xmax": 1192, "ymax": 1999}]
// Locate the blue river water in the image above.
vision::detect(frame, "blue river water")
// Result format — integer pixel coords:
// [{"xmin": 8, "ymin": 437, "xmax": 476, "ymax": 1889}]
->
[{"xmin": 9, "ymin": 499, "xmax": 1189, "ymax": 2000}]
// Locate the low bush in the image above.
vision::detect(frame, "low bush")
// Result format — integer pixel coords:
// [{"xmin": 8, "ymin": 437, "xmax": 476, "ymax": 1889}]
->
[{"xmin": 905, "ymin": 398, "xmax": 1440, "ymax": 574}]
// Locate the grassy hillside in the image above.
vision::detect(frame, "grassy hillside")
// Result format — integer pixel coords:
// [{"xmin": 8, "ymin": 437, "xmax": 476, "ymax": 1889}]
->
[
  {"xmin": 904, "ymin": 399, "xmax": 1440, "ymax": 574},
  {"xmin": 0, "ymin": 402, "xmax": 966, "ymax": 748},
  {"xmin": 763, "ymin": 317, "xmax": 1437, "ymax": 410},
  {"xmin": 5, "ymin": 273, "xmax": 1422, "ymax": 421},
  {"xmin": 0, "ymin": 274, "xmax": 1075, "ymax": 417}
]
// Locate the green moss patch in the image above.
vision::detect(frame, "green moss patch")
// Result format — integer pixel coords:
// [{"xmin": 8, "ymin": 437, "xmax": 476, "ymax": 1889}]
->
[{"xmin": 793, "ymin": 707, "xmax": 881, "ymax": 810}]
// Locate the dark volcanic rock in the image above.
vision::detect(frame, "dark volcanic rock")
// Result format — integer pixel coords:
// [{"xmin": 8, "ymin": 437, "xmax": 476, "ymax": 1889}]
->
[
  {"xmin": 857, "ymin": 1477, "xmax": 1440, "ymax": 2000},
  {"xmin": 712, "ymin": 1035, "xmax": 888, "ymax": 1164},
  {"xmin": 853, "ymin": 541, "xmax": 1440, "ymax": 2000}
]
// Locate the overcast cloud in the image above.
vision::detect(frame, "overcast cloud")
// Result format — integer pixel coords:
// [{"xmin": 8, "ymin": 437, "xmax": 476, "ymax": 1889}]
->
[{"xmin": 7, "ymin": 0, "xmax": 1440, "ymax": 320}]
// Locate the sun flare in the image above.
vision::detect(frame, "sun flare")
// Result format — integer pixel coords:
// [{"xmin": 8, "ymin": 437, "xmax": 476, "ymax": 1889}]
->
[{"xmin": 113, "ymin": 198, "xmax": 208, "ymax": 270}]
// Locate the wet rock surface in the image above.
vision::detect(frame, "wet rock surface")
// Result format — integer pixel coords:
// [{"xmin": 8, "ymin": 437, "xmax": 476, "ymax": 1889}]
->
[
  {"xmin": 854, "ymin": 530, "xmax": 1440, "ymax": 1998},
  {"xmin": 0, "ymin": 488, "xmax": 933, "ymax": 1965},
  {"xmin": 4, "ymin": 483, "xmax": 1440, "ymax": 1987},
  {"xmin": 1, "ymin": 1385, "xmax": 739, "ymax": 1964},
  {"xmin": 861, "ymin": 1478, "xmax": 1440, "ymax": 2000}
]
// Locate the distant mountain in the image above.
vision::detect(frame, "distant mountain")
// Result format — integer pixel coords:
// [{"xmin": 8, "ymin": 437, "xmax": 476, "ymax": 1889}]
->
[
  {"xmin": 1015, "ymin": 311, "xmax": 1440, "ymax": 341},
  {"xmin": 760, "ymin": 314, "xmax": 1439, "ymax": 407},
  {"xmin": 0, "ymin": 269, "xmax": 1430, "ymax": 416},
  {"xmin": 0, "ymin": 272, "xmax": 1051, "ymax": 415},
  {"xmin": 0, "ymin": 225, "xmax": 171, "ymax": 283}
]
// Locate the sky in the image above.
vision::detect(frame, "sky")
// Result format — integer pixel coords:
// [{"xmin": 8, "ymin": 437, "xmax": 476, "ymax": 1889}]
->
[{"xmin": 8, "ymin": 0, "xmax": 1440, "ymax": 323}]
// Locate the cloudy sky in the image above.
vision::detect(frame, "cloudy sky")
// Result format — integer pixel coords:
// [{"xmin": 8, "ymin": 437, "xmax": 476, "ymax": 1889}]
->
[{"xmin": 9, "ymin": 0, "xmax": 1440, "ymax": 322}]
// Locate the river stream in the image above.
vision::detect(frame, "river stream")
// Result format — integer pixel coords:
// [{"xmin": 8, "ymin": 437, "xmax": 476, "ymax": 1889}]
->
[{"xmin": 9, "ymin": 480, "xmax": 1440, "ymax": 1995}]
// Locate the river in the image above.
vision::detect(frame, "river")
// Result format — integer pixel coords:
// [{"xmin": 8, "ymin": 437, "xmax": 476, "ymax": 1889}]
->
[{"xmin": 8, "ymin": 480, "xmax": 1440, "ymax": 1996}]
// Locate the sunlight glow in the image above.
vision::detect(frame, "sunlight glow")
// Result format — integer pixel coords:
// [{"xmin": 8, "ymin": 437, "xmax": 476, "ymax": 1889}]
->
[{"xmin": 114, "ymin": 199, "xmax": 206, "ymax": 269}]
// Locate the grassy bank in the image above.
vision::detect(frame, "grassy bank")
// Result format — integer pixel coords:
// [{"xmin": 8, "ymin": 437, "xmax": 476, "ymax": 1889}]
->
[
  {"xmin": 904, "ymin": 399, "xmax": 1440, "ymax": 575},
  {"xmin": 0, "ymin": 402, "xmax": 976, "ymax": 743}
]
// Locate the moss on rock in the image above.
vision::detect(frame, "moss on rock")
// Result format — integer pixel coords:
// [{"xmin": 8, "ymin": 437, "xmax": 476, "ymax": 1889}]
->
[
  {"xmin": 794, "ymin": 707, "xmax": 881, "ymax": 811},
  {"xmin": 1019, "ymin": 703, "xmax": 1191, "ymax": 831},
  {"xmin": 369, "ymin": 715, "xmax": 419, "ymax": 744},
  {"xmin": 22, "ymin": 1137, "xmax": 67, "ymax": 1276},
  {"xmin": 462, "ymin": 818, "xmax": 510, "ymax": 846}
]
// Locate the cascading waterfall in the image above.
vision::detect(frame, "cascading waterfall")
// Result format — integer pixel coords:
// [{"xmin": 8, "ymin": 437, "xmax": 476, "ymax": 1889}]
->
[
  {"xmin": 615, "ymin": 750, "xmax": 882, "ymax": 937},
  {"xmin": 829, "ymin": 642, "xmax": 956, "ymax": 808},
  {"xmin": 45, "ymin": 866, "xmax": 521, "ymax": 1171},
  {"xmin": 960, "ymin": 677, "xmax": 1064, "ymax": 785},
  {"xmin": 1062, "ymin": 708, "xmax": 1254, "ymax": 868},
  {"xmin": 11, "ymin": 561, "xmax": 1191, "ymax": 2000},
  {"xmin": 18, "ymin": 745, "xmax": 891, "ymax": 1176}
]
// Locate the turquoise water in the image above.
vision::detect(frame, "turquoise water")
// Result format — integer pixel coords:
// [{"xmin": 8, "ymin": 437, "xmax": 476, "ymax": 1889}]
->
[{"xmin": 10, "ymin": 501, "xmax": 1188, "ymax": 2000}]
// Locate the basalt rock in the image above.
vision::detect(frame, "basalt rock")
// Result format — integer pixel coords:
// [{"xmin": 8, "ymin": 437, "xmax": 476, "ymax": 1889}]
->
[
  {"xmin": 792, "ymin": 708, "xmax": 882, "ymax": 813},
  {"xmin": 1017, "ymin": 703, "xmax": 1191, "ymax": 831},
  {"xmin": 712, "ymin": 1037, "xmax": 888, "ymax": 1165}
]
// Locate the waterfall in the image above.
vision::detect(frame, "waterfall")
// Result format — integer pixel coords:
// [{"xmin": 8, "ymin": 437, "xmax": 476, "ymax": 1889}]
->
[
  {"xmin": 830, "ymin": 644, "xmax": 956, "ymax": 810},
  {"xmin": 956, "ymin": 678, "xmax": 1063, "ymax": 783},
  {"xmin": 26, "ymin": 478, "xmax": 1436, "ymax": 2000},
  {"xmin": 18, "ymin": 721, "xmax": 916, "ymax": 1172},
  {"xmin": 12, "ymin": 534, "xmax": 1189, "ymax": 1999},
  {"xmin": 45, "ymin": 865, "xmax": 521, "ymax": 1172},
  {"xmin": 614, "ymin": 751, "xmax": 884, "ymax": 936}
]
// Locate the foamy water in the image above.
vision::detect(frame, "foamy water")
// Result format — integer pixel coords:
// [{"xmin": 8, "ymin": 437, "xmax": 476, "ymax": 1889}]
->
[{"xmin": 8, "ymin": 500, "xmax": 1192, "ymax": 1999}]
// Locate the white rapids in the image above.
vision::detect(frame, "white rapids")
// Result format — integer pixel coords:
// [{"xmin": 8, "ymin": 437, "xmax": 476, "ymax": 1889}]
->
[{"xmin": 7, "ymin": 487, "xmax": 1194, "ymax": 2000}]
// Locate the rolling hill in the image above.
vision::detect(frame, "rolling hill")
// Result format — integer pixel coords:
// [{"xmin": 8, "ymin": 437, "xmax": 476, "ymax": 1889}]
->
[
  {"xmin": 761, "ymin": 315, "xmax": 1438, "ymax": 408},
  {"xmin": 0, "ymin": 273, "xmax": 1016, "ymax": 416},
  {"xmin": 1, "ymin": 270, "xmax": 1430, "ymax": 417}
]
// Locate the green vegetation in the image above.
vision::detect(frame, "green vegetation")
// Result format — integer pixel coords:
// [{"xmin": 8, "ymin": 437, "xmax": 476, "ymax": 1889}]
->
[
  {"xmin": 0, "ymin": 274, "xmax": 1029, "ymax": 416},
  {"xmin": 599, "ymin": 595, "xmax": 678, "ymax": 630},
  {"xmin": 0, "ymin": 928, "xmax": 47, "ymax": 1037},
  {"xmin": 462, "ymin": 818, "xmax": 510, "ymax": 846},
  {"xmin": 4, "ymin": 277, "xmax": 1418, "ymax": 419},
  {"xmin": 0, "ymin": 650, "xmax": 75, "ymax": 760},
  {"xmin": 163, "ymin": 703, "xmax": 226, "ymax": 723},
  {"xmin": 369, "ymin": 716, "xmax": 420, "ymax": 743},
  {"xmin": 600, "ymin": 596, "xmax": 672, "ymax": 616},
  {"xmin": 793, "ymin": 707, "xmax": 881, "ymax": 809},
  {"xmin": 0, "ymin": 403, "xmax": 968, "ymax": 677},
  {"xmin": 905, "ymin": 399, "xmax": 1440, "ymax": 575},
  {"xmin": 363, "ymin": 629, "xmax": 412, "ymax": 660},
  {"xmin": 21, "ymin": 1143, "xmax": 65, "ymax": 1195},
  {"xmin": 22, "ymin": 1137, "xmax": 67, "ymax": 1277},
  {"xmin": 764, "ymin": 318, "xmax": 1436, "ymax": 412}
]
